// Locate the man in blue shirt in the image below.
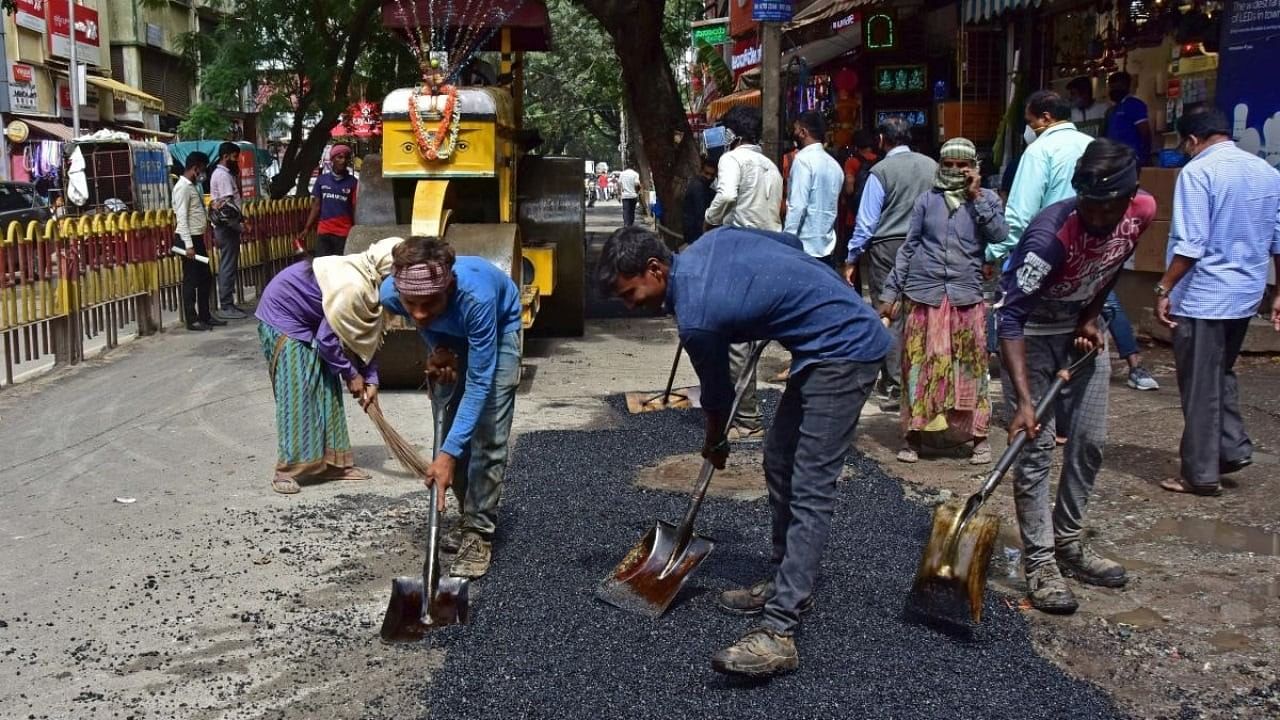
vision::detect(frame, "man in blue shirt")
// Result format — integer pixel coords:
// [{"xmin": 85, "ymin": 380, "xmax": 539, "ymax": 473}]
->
[
  {"xmin": 783, "ymin": 111, "xmax": 843, "ymax": 265},
  {"xmin": 380, "ymin": 237, "xmax": 523, "ymax": 578},
  {"xmin": 596, "ymin": 225, "xmax": 889, "ymax": 678},
  {"xmin": 1106, "ymin": 72, "xmax": 1153, "ymax": 167},
  {"xmin": 1155, "ymin": 108, "xmax": 1280, "ymax": 496}
]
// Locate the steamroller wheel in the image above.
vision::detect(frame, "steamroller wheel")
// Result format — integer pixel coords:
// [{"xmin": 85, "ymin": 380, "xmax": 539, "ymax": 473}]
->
[{"xmin": 518, "ymin": 156, "xmax": 586, "ymax": 337}]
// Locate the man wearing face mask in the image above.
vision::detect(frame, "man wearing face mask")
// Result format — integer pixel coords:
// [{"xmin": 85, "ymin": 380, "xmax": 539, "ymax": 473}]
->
[
  {"xmin": 1105, "ymin": 72, "xmax": 1153, "ymax": 167},
  {"xmin": 210, "ymin": 142, "xmax": 248, "ymax": 319},
  {"xmin": 1154, "ymin": 107, "xmax": 1280, "ymax": 496},
  {"xmin": 998, "ymin": 139, "xmax": 1155, "ymax": 614},
  {"xmin": 784, "ymin": 111, "xmax": 844, "ymax": 266}
]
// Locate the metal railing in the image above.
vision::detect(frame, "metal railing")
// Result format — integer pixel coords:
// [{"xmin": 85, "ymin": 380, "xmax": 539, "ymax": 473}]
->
[{"xmin": 0, "ymin": 197, "xmax": 311, "ymax": 386}]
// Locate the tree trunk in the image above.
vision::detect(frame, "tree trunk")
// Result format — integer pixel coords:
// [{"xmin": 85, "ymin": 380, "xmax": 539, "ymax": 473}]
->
[{"xmin": 575, "ymin": 0, "xmax": 698, "ymax": 245}]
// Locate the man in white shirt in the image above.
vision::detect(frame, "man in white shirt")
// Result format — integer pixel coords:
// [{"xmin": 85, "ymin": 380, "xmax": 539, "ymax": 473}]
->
[
  {"xmin": 703, "ymin": 105, "xmax": 784, "ymax": 441},
  {"xmin": 1067, "ymin": 76, "xmax": 1109, "ymax": 128},
  {"xmin": 172, "ymin": 152, "xmax": 223, "ymax": 332},
  {"xmin": 784, "ymin": 111, "xmax": 844, "ymax": 265},
  {"xmin": 618, "ymin": 166, "xmax": 642, "ymax": 226}
]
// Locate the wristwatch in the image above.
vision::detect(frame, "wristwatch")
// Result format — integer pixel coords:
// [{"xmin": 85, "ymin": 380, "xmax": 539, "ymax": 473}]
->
[{"xmin": 1154, "ymin": 283, "xmax": 1170, "ymax": 297}]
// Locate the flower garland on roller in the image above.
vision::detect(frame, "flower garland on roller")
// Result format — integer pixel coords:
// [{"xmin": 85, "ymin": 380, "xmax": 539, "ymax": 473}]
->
[{"xmin": 409, "ymin": 58, "xmax": 461, "ymax": 161}]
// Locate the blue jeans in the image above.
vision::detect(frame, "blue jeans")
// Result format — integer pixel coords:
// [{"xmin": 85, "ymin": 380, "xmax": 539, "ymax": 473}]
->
[
  {"xmin": 1101, "ymin": 291, "xmax": 1139, "ymax": 360},
  {"xmin": 431, "ymin": 330, "xmax": 521, "ymax": 536}
]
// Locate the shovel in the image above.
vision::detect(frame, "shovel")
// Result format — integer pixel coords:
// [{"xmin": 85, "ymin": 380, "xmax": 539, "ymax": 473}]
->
[
  {"xmin": 379, "ymin": 387, "xmax": 471, "ymax": 641},
  {"xmin": 908, "ymin": 340, "xmax": 1103, "ymax": 625},
  {"xmin": 597, "ymin": 341, "xmax": 768, "ymax": 618},
  {"xmin": 624, "ymin": 340, "xmax": 699, "ymax": 414}
]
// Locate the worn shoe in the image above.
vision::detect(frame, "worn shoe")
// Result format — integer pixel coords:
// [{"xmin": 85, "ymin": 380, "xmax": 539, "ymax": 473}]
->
[
  {"xmin": 1055, "ymin": 542, "xmax": 1128, "ymax": 588},
  {"xmin": 219, "ymin": 306, "xmax": 249, "ymax": 320},
  {"xmin": 969, "ymin": 440, "xmax": 993, "ymax": 465},
  {"xmin": 449, "ymin": 531, "xmax": 492, "ymax": 578},
  {"xmin": 718, "ymin": 578, "xmax": 815, "ymax": 616},
  {"xmin": 203, "ymin": 316, "xmax": 228, "ymax": 327},
  {"xmin": 1220, "ymin": 457, "xmax": 1252, "ymax": 475},
  {"xmin": 727, "ymin": 425, "xmax": 765, "ymax": 442},
  {"xmin": 896, "ymin": 446, "xmax": 919, "ymax": 463},
  {"xmin": 186, "ymin": 322, "xmax": 212, "ymax": 332},
  {"xmin": 1025, "ymin": 564, "xmax": 1079, "ymax": 614},
  {"xmin": 440, "ymin": 525, "xmax": 465, "ymax": 554},
  {"xmin": 1127, "ymin": 367, "xmax": 1160, "ymax": 391},
  {"xmin": 710, "ymin": 627, "xmax": 799, "ymax": 678}
]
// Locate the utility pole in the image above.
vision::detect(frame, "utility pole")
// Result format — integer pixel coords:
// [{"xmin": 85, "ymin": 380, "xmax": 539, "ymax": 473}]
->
[
  {"xmin": 0, "ymin": 17, "xmax": 11, "ymax": 181},
  {"xmin": 69, "ymin": 0, "xmax": 80, "ymax": 136},
  {"xmin": 759, "ymin": 22, "xmax": 781, "ymax": 164}
]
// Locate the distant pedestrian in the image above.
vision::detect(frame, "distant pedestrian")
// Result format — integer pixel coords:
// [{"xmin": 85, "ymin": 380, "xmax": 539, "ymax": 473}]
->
[
  {"xmin": 783, "ymin": 111, "xmax": 844, "ymax": 265},
  {"xmin": 597, "ymin": 172, "xmax": 609, "ymax": 201},
  {"xmin": 1066, "ymin": 76, "xmax": 1109, "ymax": 127},
  {"xmin": 845, "ymin": 116, "xmax": 937, "ymax": 411},
  {"xmin": 210, "ymin": 142, "xmax": 248, "ymax": 319},
  {"xmin": 840, "ymin": 130, "xmax": 880, "ymax": 294},
  {"xmin": 704, "ymin": 105, "xmax": 784, "ymax": 441},
  {"xmin": 682, "ymin": 157, "xmax": 717, "ymax": 245},
  {"xmin": 302, "ymin": 144, "xmax": 359, "ymax": 257},
  {"xmin": 618, "ymin": 166, "xmax": 642, "ymax": 226},
  {"xmin": 999, "ymin": 139, "xmax": 1152, "ymax": 614},
  {"xmin": 1155, "ymin": 107, "xmax": 1280, "ymax": 496},
  {"xmin": 254, "ymin": 238, "xmax": 401, "ymax": 494},
  {"xmin": 171, "ymin": 152, "xmax": 223, "ymax": 332},
  {"xmin": 1106, "ymin": 72, "xmax": 1153, "ymax": 166},
  {"xmin": 879, "ymin": 138, "xmax": 1006, "ymax": 465}
]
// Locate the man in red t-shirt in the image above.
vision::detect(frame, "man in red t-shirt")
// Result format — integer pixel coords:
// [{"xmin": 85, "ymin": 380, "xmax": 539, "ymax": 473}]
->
[{"xmin": 301, "ymin": 145, "xmax": 359, "ymax": 257}]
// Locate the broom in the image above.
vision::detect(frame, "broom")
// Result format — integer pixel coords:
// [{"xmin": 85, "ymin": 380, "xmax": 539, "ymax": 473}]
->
[{"xmin": 365, "ymin": 400, "xmax": 431, "ymax": 478}]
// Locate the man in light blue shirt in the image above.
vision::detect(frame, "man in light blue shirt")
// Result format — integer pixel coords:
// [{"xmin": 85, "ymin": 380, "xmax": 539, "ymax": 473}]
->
[
  {"xmin": 1155, "ymin": 108, "xmax": 1280, "ymax": 496},
  {"xmin": 783, "ymin": 111, "xmax": 843, "ymax": 264}
]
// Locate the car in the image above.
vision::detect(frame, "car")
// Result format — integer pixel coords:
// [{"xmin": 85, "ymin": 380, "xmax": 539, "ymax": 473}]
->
[{"xmin": 0, "ymin": 182, "xmax": 52, "ymax": 229}]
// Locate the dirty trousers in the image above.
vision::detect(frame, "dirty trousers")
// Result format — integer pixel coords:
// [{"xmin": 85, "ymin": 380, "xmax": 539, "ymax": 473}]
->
[
  {"xmin": 762, "ymin": 359, "xmax": 879, "ymax": 634},
  {"xmin": 1172, "ymin": 316, "xmax": 1253, "ymax": 488},
  {"xmin": 1012, "ymin": 333, "xmax": 1110, "ymax": 570},
  {"xmin": 430, "ymin": 330, "xmax": 521, "ymax": 537},
  {"xmin": 728, "ymin": 342, "xmax": 763, "ymax": 431}
]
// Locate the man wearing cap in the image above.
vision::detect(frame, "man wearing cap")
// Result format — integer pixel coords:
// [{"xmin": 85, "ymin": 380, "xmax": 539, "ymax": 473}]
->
[
  {"xmin": 302, "ymin": 145, "xmax": 359, "ymax": 257},
  {"xmin": 379, "ymin": 236, "xmax": 523, "ymax": 579},
  {"xmin": 998, "ymin": 138, "xmax": 1154, "ymax": 614},
  {"xmin": 1155, "ymin": 107, "xmax": 1280, "ymax": 496},
  {"xmin": 210, "ymin": 141, "xmax": 248, "ymax": 319}
]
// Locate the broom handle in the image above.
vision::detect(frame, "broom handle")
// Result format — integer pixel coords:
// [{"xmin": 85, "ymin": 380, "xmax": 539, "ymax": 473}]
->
[{"xmin": 673, "ymin": 340, "xmax": 768, "ymax": 547}]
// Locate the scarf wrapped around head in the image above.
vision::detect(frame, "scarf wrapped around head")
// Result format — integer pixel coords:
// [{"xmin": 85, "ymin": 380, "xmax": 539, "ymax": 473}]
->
[
  {"xmin": 935, "ymin": 137, "xmax": 978, "ymax": 213},
  {"xmin": 393, "ymin": 260, "xmax": 452, "ymax": 297},
  {"xmin": 312, "ymin": 236, "xmax": 403, "ymax": 364}
]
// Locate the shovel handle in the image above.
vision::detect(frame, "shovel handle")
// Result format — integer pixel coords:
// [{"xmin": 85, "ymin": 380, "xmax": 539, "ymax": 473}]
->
[
  {"xmin": 423, "ymin": 379, "xmax": 459, "ymax": 599},
  {"xmin": 661, "ymin": 340, "xmax": 684, "ymax": 405}
]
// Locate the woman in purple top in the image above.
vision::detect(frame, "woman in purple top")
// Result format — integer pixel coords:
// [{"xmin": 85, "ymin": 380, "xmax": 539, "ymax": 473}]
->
[{"xmin": 255, "ymin": 237, "xmax": 400, "ymax": 494}]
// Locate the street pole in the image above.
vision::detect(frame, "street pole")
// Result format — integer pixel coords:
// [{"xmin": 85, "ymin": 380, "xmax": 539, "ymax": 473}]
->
[
  {"xmin": 760, "ymin": 22, "xmax": 781, "ymax": 165},
  {"xmin": 0, "ymin": 16, "xmax": 11, "ymax": 181},
  {"xmin": 69, "ymin": 0, "xmax": 80, "ymax": 136}
]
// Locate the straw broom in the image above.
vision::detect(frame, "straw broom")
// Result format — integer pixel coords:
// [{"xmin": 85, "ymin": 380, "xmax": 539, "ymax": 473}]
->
[{"xmin": 365, "ymin": 400, "xmax": 432, "ymax": 477}]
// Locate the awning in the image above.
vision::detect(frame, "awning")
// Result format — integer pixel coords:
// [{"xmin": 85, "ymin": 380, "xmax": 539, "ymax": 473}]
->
[
  {"xmin": 785, "ymin": 0, "xmax": 878, "ymax": 30},
  {"xmin": 21, "ymin": 117, "xmax": 74, "ymax": 142},
  {"xmin": 85, "ymin": 76, "xmax": 165, "ymax": 112},
  {"xmin": 706, "ymin": 89, "xmax": 761, "ymax": 122},
  {"xmin": 108, "ymin": 123, "xmax": 175, "ymax": 141},
  {"xmin": 963, "ymin": 0, "xmax": 1040, "ymax": 23},
  {"xmin": 783, "ymin": 25, "xmax": 862, "ymax": 69}
]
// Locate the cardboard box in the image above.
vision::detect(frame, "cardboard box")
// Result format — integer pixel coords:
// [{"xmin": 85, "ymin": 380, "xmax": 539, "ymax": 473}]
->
[
  {"xmin": 1139, "ymin": 168, "xmax": 1180, "ymax": 220},
  {"xmin": 1132, "ymin": 219, "xmax": 1170, "ymax": 272}
]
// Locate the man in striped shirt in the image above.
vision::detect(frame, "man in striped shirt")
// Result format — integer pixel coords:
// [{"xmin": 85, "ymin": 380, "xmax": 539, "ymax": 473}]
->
[{"xmin": 1155, "ymin": 107, "xmax": 1280, "ymax": 496}]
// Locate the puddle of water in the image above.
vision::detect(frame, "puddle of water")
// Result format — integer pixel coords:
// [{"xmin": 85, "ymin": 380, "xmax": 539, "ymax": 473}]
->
[
  {"xmin": 1142, "ymin": 517, "xmax": 1280, "ymax": 556},
  {"xmin": 1109, "ymin": 606, "xmax": 1166, "ymax": 628},
  {"xmin": 1207, "ymin": 630, "xmax": 1252, "ymax": 652}
]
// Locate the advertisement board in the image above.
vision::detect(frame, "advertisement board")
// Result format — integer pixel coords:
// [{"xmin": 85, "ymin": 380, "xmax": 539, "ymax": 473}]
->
[
  {"xmin": 9, "ymin": 64, "xmax": 40, "ymax": 115},
  {"xmin": 14, "ymin": 0, "xmax": 47, "ymax": 33},
  {"xmin": 1218, "ymin": 0, "xmax": 1280, "ymax": 167},
  {"xmin": 47, "ymin": 0, "xmax": 103, "ymax": 68},
  {"xmin": 752, "ymin": 0, "xmax": 792, "ymax": 22}
]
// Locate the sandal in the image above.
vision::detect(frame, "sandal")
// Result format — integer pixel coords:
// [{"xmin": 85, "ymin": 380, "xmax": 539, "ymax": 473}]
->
[
  {"xmin": 271, "ymin": 474, "xmax": 301, "ymax": 495},
  {"xmin": 970, "ymin": 441, "xmax": 992, "ymax": 465},
  {"xmin": 1159, "ymin": 477, "xmax": 1222, "ymax": 497},
  {"xmin": 328, "ymin": 466, "xmax": 373, "ymax": 482},
  {"xmin": 896, "ymin": 447, "xmax": 919, "ymax": 463}
]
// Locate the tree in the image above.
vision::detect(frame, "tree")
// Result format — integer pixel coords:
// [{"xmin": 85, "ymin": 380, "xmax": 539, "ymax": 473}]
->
[
  {"xmin": 569, "ymin": 0, "xmax": 702, "ymax": 240},
  {"xmin": 177, "ymin": 0, "xmax": 390, "ymax": 198}
]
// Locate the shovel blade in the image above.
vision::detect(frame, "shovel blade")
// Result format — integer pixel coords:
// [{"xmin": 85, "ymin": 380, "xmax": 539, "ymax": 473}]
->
[
  {"xmin": 596, "ymin": 521, "xmax": 714, "ymax": 618},
  {"xmin": 624, "ymin": 388, "xmax": 699, "ymax": 414},
  {"xmin": 380, "ymin": 576, "xmax": 428, "ymax": 642},
  {"xmin": 428, "ymin": 575, "xmax": 471, "ymax": 626},
  {"xmin": 907, "ymin": 500, "xmax": 1001, "ymax": 625}
]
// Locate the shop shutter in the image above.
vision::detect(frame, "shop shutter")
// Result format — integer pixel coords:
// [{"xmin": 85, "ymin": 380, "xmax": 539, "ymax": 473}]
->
[
  {"xmin": 140, "ymin": 49, "xmax": 193, "ymax": 116},
  {"xmin": 111, "ymin": 46, "xmax": 125, "ymax": 83}
]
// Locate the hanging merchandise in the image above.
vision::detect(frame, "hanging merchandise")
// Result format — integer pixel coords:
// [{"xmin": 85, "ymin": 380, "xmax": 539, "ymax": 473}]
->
[{"xmin": 66, "ymin": 146, "xmax": 88, "ymax": 206}]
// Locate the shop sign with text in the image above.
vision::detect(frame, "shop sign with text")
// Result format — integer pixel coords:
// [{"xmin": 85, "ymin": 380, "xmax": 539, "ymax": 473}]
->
[
  {"xmin": 48, "ymin": 0, "xmax": 103, "ymax": 68},
  {"xmin": 9, "ymin": 64, "xmax": 40, "ymax": 115},
  {"xmin": 57, "ymin": 79, "xmax": 100, "ymax": 122},
  {"xmin": 15, "ymin": 0, "xmax": 47, "ymax": 33},
  {"xmin": 731, "ymin": 38, "xmax": 762, "ymax": 76},
  {"xmin": 752, "ymin": 0, "xmax": 792, "ymax": 22}
]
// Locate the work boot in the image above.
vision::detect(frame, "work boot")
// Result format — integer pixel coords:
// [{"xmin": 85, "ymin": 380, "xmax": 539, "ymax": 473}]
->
[
  {"xmin": 1056, "ymin": 542, "xmax": 1128, "ymax": 588},
  {"xmin": 727, "ymin": 425, "xmax": 765, "ymax": 442},
  {"xmin": 710, "ymin": 627, "xmax": 798, "ymax": 678},
  {"xmin": 449, "ymin": 531, "xmax": 492, "ymax": 578},
  {"xmin": 718, "ymin": 579, "xmax": 815, "ymax": 616},
  {"xmin": 439, "ymin": 525, "xmax": 465, "ymax": 555},
  {"xmin": 1025, "ymin": 564, "xmax": 1079, "ymax": 614}
]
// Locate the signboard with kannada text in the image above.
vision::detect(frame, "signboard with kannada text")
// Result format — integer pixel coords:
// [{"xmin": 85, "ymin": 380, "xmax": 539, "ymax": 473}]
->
[
  {"xmin": 752, "ymin": 0, "xmax": 792, "ymax": 22},
  {"xmin": 47, "ymin": 0, "xmax": 103, "ymax": 67},
  {"xmin": 9, "ymin": 64, "xmax": 40, "ymax": 115},
  {"xmin": 15, "ymin": 0, "xmax": 47, "ymax": 33},
  {"xmin": 691, "ymin": 22, "xmax": 729, "ymax": 46}
]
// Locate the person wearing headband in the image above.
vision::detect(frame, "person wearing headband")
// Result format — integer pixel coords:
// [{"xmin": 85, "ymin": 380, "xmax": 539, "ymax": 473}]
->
[
  {"xmin": 1154, "ymin": 107, "xmax": 1280, "ymax": 496},
  {"xmin": 301, "ymin": 144, "xmax": 359, "ymax": 257},
  {"xmin": 379, "ymin": 237, "xmax": 523, "ymax": 579},
  {"xmin": 996, "ymin": 138, "xmax": 1155, "ymax": 615}
]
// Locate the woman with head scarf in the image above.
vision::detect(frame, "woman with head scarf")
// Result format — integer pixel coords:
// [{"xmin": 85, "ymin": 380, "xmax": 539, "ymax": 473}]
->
[
  {"xmin": 878, "ymin": 138, "xmax": 1009, "ymax": 464},
  {"xmin": 380, "ymin": 237, "xmax": 523, "ymax": 579},
  {"xmin": 254, "ymin": 237, "xmax": 401, "ymax": 494}
]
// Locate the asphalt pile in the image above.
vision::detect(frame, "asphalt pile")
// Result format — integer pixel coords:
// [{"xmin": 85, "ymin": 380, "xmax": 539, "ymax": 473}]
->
[{"xmin": 424, "ymin": 396, "xmax": 1124, "ymax": 719}]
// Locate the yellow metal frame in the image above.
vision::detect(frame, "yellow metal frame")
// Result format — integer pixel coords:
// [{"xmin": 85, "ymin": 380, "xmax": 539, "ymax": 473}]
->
[{"xmin": 521, "ymin": 245, "xmax": 557, "ymax": 297}]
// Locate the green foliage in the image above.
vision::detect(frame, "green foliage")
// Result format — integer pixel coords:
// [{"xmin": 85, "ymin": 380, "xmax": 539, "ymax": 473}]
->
[{"xmin": 177, "ymin": 104, "xmax": 232, "ymax": 139}]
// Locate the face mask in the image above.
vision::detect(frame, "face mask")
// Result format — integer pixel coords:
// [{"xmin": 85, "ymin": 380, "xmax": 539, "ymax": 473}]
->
[
  {"xmin": 1108, "ymin": 88, "xmax": 1125, "ymax": 103},
  {"xmin": 1023, "ymin": 124, "xmax": 1039, "ymax": 146}
]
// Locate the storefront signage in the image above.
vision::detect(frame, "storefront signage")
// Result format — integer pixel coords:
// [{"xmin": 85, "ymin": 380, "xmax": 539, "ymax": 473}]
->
[
  {"xmin": 48, "ymin": 0, "xmax": 103, "ymax": 68},
  {"xmin": 831, "ymin": 13, "xmax": 859, "ymax": 32},
  {"xmin": 9, "ymin": 64, "xmax": 40, "ymax": 115},
  {"xmin": 691, "ymin": 21, "xmax": 730, "ymax": 46},
  {"xmin": 865, "ymin": 13, "xmax": 895, "ymax": 50},
  {"xmin": 14, "ymin": 0, "xmax": 47, "ymax": 33},
  {"xmin": 1218, "ymin": 0, "xmax": 1280, "ymax": 167},
  {"xmin": 731, "ymin": 39, "xmax": 762, "ymax": 75},
  {"xmin": 875, "ymin": 65, "xmax": 926, "ymax": 94},
  {"xmin": 344, "ymin": 100, "xmax": 382, "ymax": 138},
  {"xmin": 752, "ymin": 0, "xmax": 792, "ymax": 22},
  {"xmin": 145, "ymin": 23, "xmax": 165, "ymax": 48},
  {"xmin": 877, "ymin": 109, "xmax": 927, "ymax": 128},
  {"xmin": 56, "ymin": 79, "xmax": 100, "ymax": 122},
  {"xmin": 730, "ymin": 0, "xmax": 755, "ymax": 39}
]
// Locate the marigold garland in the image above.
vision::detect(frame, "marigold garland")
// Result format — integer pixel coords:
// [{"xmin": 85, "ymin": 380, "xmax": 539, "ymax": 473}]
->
[{"xmin": 409, "ymin": 84, "xmax": 460, "ymax": 161}]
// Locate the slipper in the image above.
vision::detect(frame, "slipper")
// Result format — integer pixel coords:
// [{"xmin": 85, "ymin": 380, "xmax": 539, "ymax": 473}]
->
[
  {"xmin": 1159, "ymin": 477, "xmax": 1221, "ymax": 497},
  {"xmin": 271, "ymin": 475, "xmax": 301, "ymax": 495},
  {"xmin": 328, "ymin": 467, "xmax": 373, "ymax": 482}
]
